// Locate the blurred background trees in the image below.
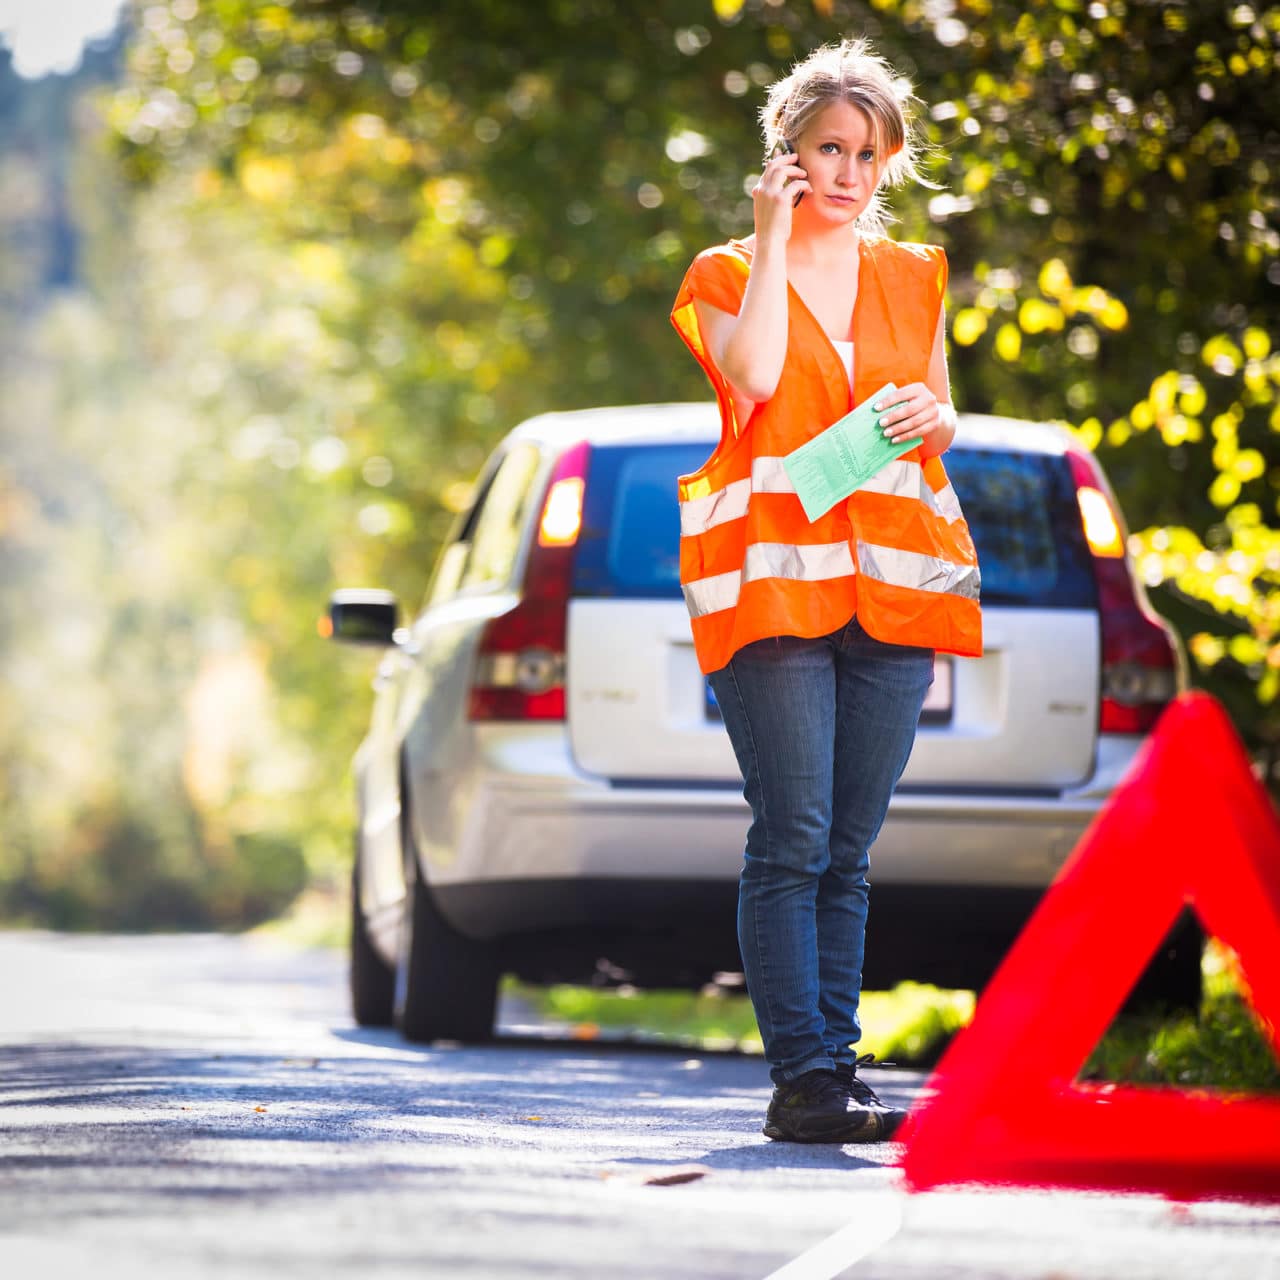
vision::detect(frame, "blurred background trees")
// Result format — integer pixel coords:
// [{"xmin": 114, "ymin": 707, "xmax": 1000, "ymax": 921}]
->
[{"xmin": 1, "ymin": 0, "xmax": 1276, "ymax": 929}]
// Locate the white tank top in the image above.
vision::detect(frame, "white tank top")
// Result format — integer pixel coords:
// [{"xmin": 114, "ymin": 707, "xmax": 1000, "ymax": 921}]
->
[{"xmin": 831, "ymin": 339, "xmax": 855, "ymax": 387}]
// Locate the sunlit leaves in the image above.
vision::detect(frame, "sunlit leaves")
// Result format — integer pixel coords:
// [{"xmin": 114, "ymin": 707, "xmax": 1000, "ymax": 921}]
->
[
  {"xmin": 1018, "ymin": 298, "xmax": 1064, "ymax": 335},
  {"xmin": 1211, "ymin": 473, "xmax": 1244, "ymax": 508},
  {"xmin": 952, "ymin": 307, "xmax": 988, "ymax": 345},
  {"xmin": 1243, "ymin": 327, "xmax": 1272, "ymax": 361},
  {"xmin": 1203, "ymin": 334, "xmax": 1245, "ymax": 376},
  {"xmin": 1233, "ymin": 449, "xmax": 1267, "ymax": 483},
  {"xmin": 1136, "ymin": 514, "xmax": 1280, "ymax": 701},
  {"xmin": 993, "ymin": 322, "xmax": 1022, "ymax": 362},
  {"xmin": 1038, "ymin": 258, "xmax": 1073, "ymax": 299}
]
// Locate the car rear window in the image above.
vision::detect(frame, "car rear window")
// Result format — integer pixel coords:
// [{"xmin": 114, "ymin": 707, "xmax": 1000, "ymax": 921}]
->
[
  {"xmin": 572, "ymin": 442, "xmax": 1097, "ymax": 609},
  {"xmin": 573, "ymin": 443, "xmax": 709, "ymax": 599},
  {"xmin": 941, "ymin": 449, "xmax": 1097, "ymax": 608}
]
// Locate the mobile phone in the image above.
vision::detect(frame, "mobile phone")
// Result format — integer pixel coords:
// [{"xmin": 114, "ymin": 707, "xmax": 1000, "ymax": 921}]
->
[{"xmin": 782, "ymin": 138, "xmax": 805, "ymax": 207}]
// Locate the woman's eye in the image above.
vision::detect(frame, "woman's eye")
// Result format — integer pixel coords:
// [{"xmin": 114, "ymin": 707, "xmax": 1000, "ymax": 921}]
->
[
  {"xmin": 820, "ymin": 142, "xmax": 838, "ymax": 154},
  {"xmin": 859, "ymin": 149, "xmax": 876, "ymax": 162}
]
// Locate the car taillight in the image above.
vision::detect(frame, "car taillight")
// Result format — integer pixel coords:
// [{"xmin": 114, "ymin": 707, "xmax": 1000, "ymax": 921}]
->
[
  {"xmin": 467, "ymin": 441, "xmax": 590, "ymax": 722},
  {"xmin": 1067, "ymin": 450, "xmax": 1180, "ymax": 734}
]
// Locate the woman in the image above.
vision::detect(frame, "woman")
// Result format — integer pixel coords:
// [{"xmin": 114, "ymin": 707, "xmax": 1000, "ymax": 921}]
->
[{"xmin": 671, "ymin": 38, "xmax": 983, "ymax": 1144}]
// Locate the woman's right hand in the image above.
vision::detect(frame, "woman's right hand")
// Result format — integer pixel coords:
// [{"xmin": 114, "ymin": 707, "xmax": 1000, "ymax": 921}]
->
[{"xmin": 751, "ymin": 149, "xmax": 810, "ymax": 243}]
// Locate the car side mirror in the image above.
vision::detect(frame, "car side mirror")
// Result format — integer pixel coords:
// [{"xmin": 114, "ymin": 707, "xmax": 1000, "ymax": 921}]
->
[{"xmin": 326, "ymin": 589, "xmax": 399, "ymax": 647}]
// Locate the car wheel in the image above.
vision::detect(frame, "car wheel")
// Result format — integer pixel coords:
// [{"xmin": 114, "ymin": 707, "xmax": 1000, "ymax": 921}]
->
[
  {"xmin": 349, "ymin": 853, "xmax": 395, "ymax": 1028},
  {"xmin": 394, "ymin": 815, "xmax": 499, "ymax": 1044},
  {"xmin": 1123, "ymin": 911, "xmax": 1204, "ymax": 1016}
]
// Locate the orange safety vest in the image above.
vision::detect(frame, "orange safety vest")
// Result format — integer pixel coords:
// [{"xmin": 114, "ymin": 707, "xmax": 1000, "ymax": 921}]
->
[{"xmin": 671, "ymin": 235, "xmax": 983, "ymax": 676}]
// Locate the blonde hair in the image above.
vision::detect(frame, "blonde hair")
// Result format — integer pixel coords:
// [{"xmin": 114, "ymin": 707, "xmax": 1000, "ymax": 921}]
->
[{"xmin": 759, "ymin": 37, "xmax": 938, "ymax": 235}]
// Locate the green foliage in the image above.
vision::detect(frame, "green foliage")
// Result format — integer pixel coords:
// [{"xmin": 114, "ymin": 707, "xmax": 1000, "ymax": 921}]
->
[
  {"xmin": 1083, "ymin": 995, "xmax": 1280, "ymax": 1092},
  {"xmin": 1085, "ymin": 940, "xmax": 1279, "ymax": 1091}
]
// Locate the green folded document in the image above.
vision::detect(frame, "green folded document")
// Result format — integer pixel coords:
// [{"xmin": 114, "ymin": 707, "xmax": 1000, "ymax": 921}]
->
[{"xmin": 782, "ymin": 382, "xmax": 914, "ymax": 523}]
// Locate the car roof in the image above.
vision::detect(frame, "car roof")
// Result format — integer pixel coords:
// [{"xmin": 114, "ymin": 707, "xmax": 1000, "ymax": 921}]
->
[{"xmin": 508, "ymin": 403, "xmax": 1078, "ymax": 456}]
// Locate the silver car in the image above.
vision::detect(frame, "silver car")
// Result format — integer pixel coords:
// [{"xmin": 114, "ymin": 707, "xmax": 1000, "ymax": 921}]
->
[{"xmin": 328, "ymin": 403, "xmax": 1190, "ymax": 1043}]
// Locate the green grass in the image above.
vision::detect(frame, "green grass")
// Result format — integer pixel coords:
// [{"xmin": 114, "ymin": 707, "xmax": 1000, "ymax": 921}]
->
[
  {"xmin": 510, "ymin": 941, "xmax": 1280, "ymax": 1089},
  {"xmin": 1083, "ymin": 997, "xmax": 1279, "ymax": 1090},
  {"xmin": 1084, "ymin": 941, "xmax": 1280, "ymax": 1091},
  {"xmin": 505, "ymin": 977, "xmax": 974, "ymax": 1064}
]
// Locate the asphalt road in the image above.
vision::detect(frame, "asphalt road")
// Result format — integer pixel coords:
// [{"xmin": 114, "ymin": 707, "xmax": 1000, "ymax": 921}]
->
[{"xmin": 2, "ymin": 930, "xmax": 1278, "ymax": 1280}]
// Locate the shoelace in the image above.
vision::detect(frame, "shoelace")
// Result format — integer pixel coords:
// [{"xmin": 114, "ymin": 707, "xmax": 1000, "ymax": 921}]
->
[{"xmin": 842, "ymin": 1053, "xmax": 897, "ymax": 1107}]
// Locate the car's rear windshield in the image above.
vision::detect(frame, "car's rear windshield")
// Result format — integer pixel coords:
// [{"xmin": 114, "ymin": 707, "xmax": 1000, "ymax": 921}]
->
[{"xmin": 572, "ymin": 442, "xmax": 1098, "ymax": 609}]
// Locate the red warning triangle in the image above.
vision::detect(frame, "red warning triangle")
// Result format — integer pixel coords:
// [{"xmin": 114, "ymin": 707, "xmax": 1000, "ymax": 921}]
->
[{"xmin": 899, "ymin": 692, "xmax": 1280, "ymax": 1202}]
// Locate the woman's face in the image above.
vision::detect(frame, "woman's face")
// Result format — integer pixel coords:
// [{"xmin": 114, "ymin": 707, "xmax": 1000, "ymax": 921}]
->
[{"xmin": 792, "ymin": 100, "xmax": 886, "ymax": 224}]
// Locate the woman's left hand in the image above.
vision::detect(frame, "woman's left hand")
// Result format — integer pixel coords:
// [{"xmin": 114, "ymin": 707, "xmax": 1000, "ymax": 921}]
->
[{"xmin": 874, "ymin": 383, "xmax": 947, "ymax": 446}]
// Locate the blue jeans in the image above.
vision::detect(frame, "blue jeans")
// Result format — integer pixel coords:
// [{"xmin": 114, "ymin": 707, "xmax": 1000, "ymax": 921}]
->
[{"xmin": 708, "ymin": 616, "xmax": 934, "ymax": 1085}]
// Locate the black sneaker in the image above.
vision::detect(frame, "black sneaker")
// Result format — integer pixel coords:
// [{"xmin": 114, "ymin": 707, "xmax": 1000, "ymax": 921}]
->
[
  {"xmin": 762, "ymin": 1068, "xmax": 885, "ymax": 1144},
  {"xmin": 833, "ymin": 1054, "xmax": 908, "ymax": 1140}
]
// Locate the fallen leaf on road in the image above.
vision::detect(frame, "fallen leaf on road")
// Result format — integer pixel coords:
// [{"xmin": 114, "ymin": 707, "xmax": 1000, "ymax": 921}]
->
[
  {"xmin": 524, "ymin": 1115, "xmax": 542, "ymax": 1121},
  {"xmin": 643, "ymin": 1165, "xmax": 709, "ymax": 1187},
  {"xmin": 253, "ymin": 1106, "xmax": 267, "ymax": 1113},
  {"xmin": 602, "ymin": 1164, "xmax": 711, "ymax": 1187},
  {"xmin": 570, "ymin": 1023, "xmax": 600, "ymax": 1040}
]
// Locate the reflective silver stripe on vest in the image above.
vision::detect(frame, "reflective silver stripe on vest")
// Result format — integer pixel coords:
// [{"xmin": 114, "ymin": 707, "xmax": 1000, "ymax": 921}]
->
[
  {"xmin": 680, "ymin": 456, "xmax": 961, "ymax": 537},
  {"xmin": 682, "ymin": 569, "xmax": 742, "ymax": 619},
  {"xmin": 750, "ymin": 455, "xmax": 793, "ymax": 493},
  {"xmin": 745, "ymin": 540, "xmax": 854, "ymax": 583},
  {"xmin": 678, "ymin": 458, "xmax": 794, "ymax": 537},
  {"xmin": 679, "ymin": 478, "xmax": 751, "ymax": 537},
  {"xmin": 857, "ymin": 541, "xmax": 981, "ymax": 600},
  {"xmin": 858, "ymin": 461, "xmax": 964, "ymax": 524},
  {"xmin": 682, "ymin": 540, "xmax": 855, "ymax": 619}
]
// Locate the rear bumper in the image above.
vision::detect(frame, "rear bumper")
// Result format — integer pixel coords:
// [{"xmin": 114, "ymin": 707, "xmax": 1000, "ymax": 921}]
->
[{"xmin": 412, "ymin": 727, "xmax": 1143, "ymax": 929}]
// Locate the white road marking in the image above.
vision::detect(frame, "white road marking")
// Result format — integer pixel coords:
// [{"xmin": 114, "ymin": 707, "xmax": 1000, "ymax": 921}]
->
[{"xmin": 761, "ymin": 1189, "xmax": 903, "ymax": 1279}]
